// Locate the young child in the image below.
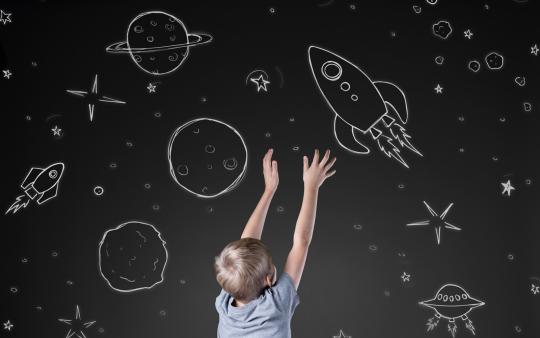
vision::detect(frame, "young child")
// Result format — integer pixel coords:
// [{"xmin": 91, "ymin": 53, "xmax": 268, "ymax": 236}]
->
[{"xmin": 214, "ymin": 148, "xmax": 337, "ymax": 337}]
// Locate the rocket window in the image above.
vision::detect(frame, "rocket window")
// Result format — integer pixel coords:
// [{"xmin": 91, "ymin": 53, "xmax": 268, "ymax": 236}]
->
[{"xmin": 321, "ymin": 61, "xmax": 342, "ymax": 81}]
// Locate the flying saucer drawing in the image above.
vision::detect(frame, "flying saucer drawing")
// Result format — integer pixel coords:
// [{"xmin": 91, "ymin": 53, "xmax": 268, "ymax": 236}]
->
[
  {"xmin": 420, "ymin": 284, "xmax": 485, "ymax": 337},
  {"xmin": 106, "ymin": 11, "xmax": 212, "ymax": 75},
  {"xmin": 308, "ymin": 46, "xmax": 422, "ymax": 168}
]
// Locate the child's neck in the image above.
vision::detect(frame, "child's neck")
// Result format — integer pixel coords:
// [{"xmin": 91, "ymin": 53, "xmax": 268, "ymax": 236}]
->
[{"xmin": 232, "ymin": 299, "xmax": 248, "ymax": 307}]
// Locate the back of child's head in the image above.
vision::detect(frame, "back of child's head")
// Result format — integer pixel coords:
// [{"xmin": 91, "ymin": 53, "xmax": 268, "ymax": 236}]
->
[{"xmin": 214, "ymin": 238, "xmax": 274, "ymax": 302}]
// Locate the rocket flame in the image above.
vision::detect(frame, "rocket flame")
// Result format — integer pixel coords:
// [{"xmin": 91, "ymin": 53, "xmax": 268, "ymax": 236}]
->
[{"xmin": 5, "ymin": 195, "xmax": 32, "ymax": 214}]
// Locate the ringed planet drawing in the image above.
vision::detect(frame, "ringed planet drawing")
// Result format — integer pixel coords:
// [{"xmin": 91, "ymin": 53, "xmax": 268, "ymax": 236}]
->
[
  {"xmin": 308, "ymin": 46, "xmax": 422, "ymax": 168},
  {"xmin": 106, "ymin": 11, "xmax": 213, "ymax": 75}
]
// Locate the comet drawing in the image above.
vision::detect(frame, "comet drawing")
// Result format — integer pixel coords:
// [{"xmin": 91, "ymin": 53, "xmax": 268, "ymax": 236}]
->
[
  {"xmin": 308, "ymin": 45, "xmax": 422, "ymax": 168},
  {"xmin": 5, "ymin": 162, "xmax": 65, "ymax": 214}
]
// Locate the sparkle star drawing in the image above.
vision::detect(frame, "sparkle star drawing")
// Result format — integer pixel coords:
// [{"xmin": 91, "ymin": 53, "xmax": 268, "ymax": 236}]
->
[
  {"xmin": 333, "ymin": 329, "xmax": 351, "ymax": 338},
  {"xmin": 3, "ymin": 69, "xmax": 12, "ymax": 79},
  {"xmin": 250, "ymin": 74, "xmax": 270, "ymax": 92},
  {"xmin": 532, "ymin": 283, "xmax": 539, "ymax": 295},
  {"xmin": 401, "ymin": 272, "xmax": 411, "ymax": 282},
  {"xmin": 501, "ymin": 180, "xmax": 515, "ymax": 196},
  {"xmin": 464, "ymin": 29, "xmax": 473, "ymax": 39},
  {"xmin": 0, "ymin": 10, "xmax": 12, "ymax": 25},
  {"xmin": 407, "ymin": 201, "xmax": 462, "ymax": 245},
  {"xmin": 3, "ymin": 320, "xmax": 14, "ymax": 331},
  {"xmin": 66, "ymin": 74, "xmax": 126, "ymax": 122},
  {"xmin": 434, "ymin": 84, "xmax": 443, "ymax": 94},
  {"xmin": 58, "ymin": 305, "xmax": 96, "ymax": 338},
  {"xmin": 147, "ymin": 82, "xmax": 157, "ymax": 93},
  {"xmin": 51, "ymin": 125, "xmax": 62, "ymax": 136},
  {"xmin": 531, "ymin": 44, "xmax": 539, "ymax": 56}
]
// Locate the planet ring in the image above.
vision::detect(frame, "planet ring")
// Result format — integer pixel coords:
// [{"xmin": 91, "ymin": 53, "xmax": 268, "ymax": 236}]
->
[{"xmin": 106, "ymin": 33, "xmax": 213, "ymax": 54}]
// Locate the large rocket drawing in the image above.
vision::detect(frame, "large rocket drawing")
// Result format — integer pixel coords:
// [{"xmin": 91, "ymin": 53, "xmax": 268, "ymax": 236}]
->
[
  {"xmin": 5, "ymin": 162, "xmax": 65, "ymax": 214},
  {"xmin": 308, "ymin": 45, "xmax": 422, "ymax": 168}
]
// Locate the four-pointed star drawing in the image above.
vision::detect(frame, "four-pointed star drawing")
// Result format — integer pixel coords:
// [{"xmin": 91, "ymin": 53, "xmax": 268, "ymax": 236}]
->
[
  {"xmin": 333, "ymin": 329, "xmax": 352, "ymax": 338},
  {"xmin": 58, "ymin": 305, "xmax": 96, "ymax": 338},
  {"xmin": 407, "ymin": 201, "xmax": 462, "ymax": 245},
  {"xmin": 66, "ymin": 74, "xmax": 126, "ymax": 121}
]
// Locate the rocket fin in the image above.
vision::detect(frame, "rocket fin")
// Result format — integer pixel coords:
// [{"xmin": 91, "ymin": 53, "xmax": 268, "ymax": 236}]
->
[
  {"xmin": 21, "ymin": 167, "xmax": 43, "ymax": 189},
  {"xmin": 37, "ymin": 185, "xmax": 58, "ymax": 204},
  {"xmin": 374, "ymin": 81, "xmax": 408, "ymax": 124},
  {"xmin": 333, "ymin": 115, "xmax": 370, "ymax": 154}
]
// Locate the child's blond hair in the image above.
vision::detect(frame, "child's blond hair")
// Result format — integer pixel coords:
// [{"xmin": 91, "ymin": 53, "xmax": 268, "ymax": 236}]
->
[{"xmin": 214, "ymin": 238, "xmax": 274, "ymax": 302}]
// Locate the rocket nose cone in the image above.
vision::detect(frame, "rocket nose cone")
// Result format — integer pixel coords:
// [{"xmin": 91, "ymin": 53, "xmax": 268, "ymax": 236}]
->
[
  {"xmin": 308, "ymin": 45, "xmax": 328, "ymax": 64},
  {"xmin": 49, "ymin": 163, "xmax": 65, "ymax": 175}
]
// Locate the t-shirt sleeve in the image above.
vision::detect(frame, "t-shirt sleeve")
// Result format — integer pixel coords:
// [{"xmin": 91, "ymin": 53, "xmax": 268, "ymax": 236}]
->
[{"xmin": 272, "ymin": 272, "xmax": 300, "ymax": 314}]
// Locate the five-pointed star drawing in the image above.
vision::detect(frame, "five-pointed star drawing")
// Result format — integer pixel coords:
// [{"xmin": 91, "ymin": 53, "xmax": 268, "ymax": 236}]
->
[
  {"xmin": 401, "ymin": 272, "xmax": 411, "ymax": 282},
  {"xmin": 51, "ymin": 125, "xmax": 62, "ymax": 136},
  {"xmin": 147, "ymin": 82, "xmax": 156, "ymax": 93},
  {"xmin": 66, "ymin": 74, "xmax": 126, "ymax": 122},
  {"xmin": 531, "ymin": 283, "xmax": 540, "ymax": 295},
  {"xmin": 407, "ymin": 201, "xmax": 462, "ymax": 245},
  {"xmin": 531, "ymin": 44, "xmax": 539, "ymax": 56},
  {"xmin": 0, "ymin": 10, "xmax": 12, "ymax": 25},
  {"xmin": 3, "ymin": 320, "xmax": 14, "ymax": 331},
  {"xmin": 501, "ymin": 180, "xmax": 515, "ymax": 197},
  {"xmin": 464, "ymin": 29, "xmax": 473, "ymax": 39},
  {"xmin": 3, "ymin": 69, "xmax": 12, "ymax": 79},
  {"xmin": 58, "ymin": 305, "xmax": 96, "ymax": 338},
  {"xmin": 250, "ymin": 74, "xmax": 270, "ymax": 92},
  {"xmin": 434, "ymin": 84, "xmax": 443, "ymax": 94},
  {"xmin": 333, "ymin": 329, "xmax": 352, "ymax": 338}
]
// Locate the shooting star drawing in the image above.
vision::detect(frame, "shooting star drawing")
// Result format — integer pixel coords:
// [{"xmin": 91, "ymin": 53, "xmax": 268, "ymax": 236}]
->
[
  {"xmin": 6, "ymin": 162, "xmax": 65, "ymax": 214},
  {"xmin": 308, "ymin": 45, "xmax": 422, "ymax": 168}
]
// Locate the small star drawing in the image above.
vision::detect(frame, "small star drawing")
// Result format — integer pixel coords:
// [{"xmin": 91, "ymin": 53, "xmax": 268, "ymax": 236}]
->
[
  {"xmin": 333, "ymin": 329, "xmax": 352, "ymax": 338},
  {"xmin": 147, "ymin": 82, "xmax": 156, "ymax": 93},
  {"xmin": 407, "ymin": 201, "xmax": 462, "ymax": 245},
  {"xmin": 250, "ymin": 74, "xmax": 270, "ymax": 92},
  {"xmin": 401, "ymin": 272, "xmax": 411, "ymax": 282},
  {"xmin": 66, "ymin": 74, "xmax": 126, "ymax": 122},
  {"xmin": 3, "ymin": 320, "xmax": 14, "ymax": 331},
  {"xmin": 501, "ymin": 180, "xmax": 515, "ymax": 197},
  {"xmin": 464, "ymin": 29, "xmax": 473, "ymax": 39},
  {"xmin": 531, "ymin": 44, "xmax": 539, "ymax": 56},
  {"xmin": 3, "ymin": 69, "xmax": 12, "ymax": 79},
  {"xmin": 51, "ymin": 125, "xmax": 62, "ymax": 136},
  {"xmin": 434, "ymin": 84, "xmax": 443, "ymax": 94},
  {"xmin": 531, "ymin": 283, "xmax": 540, "ymax": 295},
  {"xmin": 58, "ymin": 305, "xmax": 96, "ymax": 338},
  {"xmin": 0, "ymin": 10, "xmax": 12, "ymax": 25}
]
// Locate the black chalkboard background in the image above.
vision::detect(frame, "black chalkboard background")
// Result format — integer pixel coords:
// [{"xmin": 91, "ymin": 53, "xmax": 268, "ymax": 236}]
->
[{"xmin": 1, "ymin": 0, "xmax": 539, "ymax": 337}]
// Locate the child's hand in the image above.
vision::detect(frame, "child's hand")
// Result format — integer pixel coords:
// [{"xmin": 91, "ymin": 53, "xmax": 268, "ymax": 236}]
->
[
  {"xmin": 263, "ymin": 149, "xmax": 279, "ymax": 193},
  {"xmin": 303, "ymin": 149, "xmax": 336, "ymax": 190}
]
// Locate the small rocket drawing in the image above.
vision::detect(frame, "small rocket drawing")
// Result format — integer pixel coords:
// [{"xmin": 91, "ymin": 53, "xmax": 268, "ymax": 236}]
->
[{"xmin": 6, "ymin": 162, "xmax": 65, "ymax": 214}]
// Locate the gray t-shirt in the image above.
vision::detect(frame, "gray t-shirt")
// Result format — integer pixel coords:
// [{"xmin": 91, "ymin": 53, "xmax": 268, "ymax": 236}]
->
[{"xmin": 215, "ymin": 272, "xmax": 300, "ymax": 338}]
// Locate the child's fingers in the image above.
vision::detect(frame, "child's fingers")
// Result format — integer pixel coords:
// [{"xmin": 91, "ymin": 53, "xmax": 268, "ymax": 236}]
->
[
  {"xmin": 312, "ymin": 149, "xmax": 320, "ymax": 166},
  {"xmin": 271, "ymin": 160, "xmax": 278, "ymax": 174},
  {"xmin": 263, "ymin": 149, "xmax": 272, "ymax": 168},
  {"xmin": 319, "ymin": 149, "xmax": 330, "ymax": 166},
  {"xmin": 325, "ymin": 169, "xmax": 337, "ymax": 179},
  {"xmin": 324, "ymin": 157, "xmax": 337, "ymax": 172},
  {"xmin": 303, "ymin": 156, "xmax": 308, "ymax": 172}
]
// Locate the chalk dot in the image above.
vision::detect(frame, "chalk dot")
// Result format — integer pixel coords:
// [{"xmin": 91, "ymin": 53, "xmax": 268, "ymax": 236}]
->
[
  {"xmin": 159, "ymin": 310, "xmax": 167, "ymax": 316},
  {"xmin": 146, "ymin": 36, "xmax": 155, "ymax": 43},
  {"xmin": 21, "ymin": 257, "xmax": 29, "ymax": 263},
  {"xmin": 383, "ymin": 290, "xmax": 390, "ymax": 297},
  {"xmin": 205, "ymin": 144, "xmax": 216, "ymax": 153},
  {"xmin": 458, "ymin": 116, "xmax": 465, "ymax": 122},
  {"xmin": 93, "ymin": 186, "xmax": 104, "ymax": 196},
  {"xmin": 435, "ymin": 56, "xmax": 445, "ymax": 65},
  {"xmin": 525, "ymin": 179, "xmax": 532, "ymax": 186},
  {"xmin": 350, "ymin": 4, "xmax": 357, "ymax": 10},
  {"xmin": 31, "ymin": 61, "xmax": 38, "ymax": 67},
  {"xmin": 507, "ymin": 253, "xmax": 515, "ymax": 261},
  {"xmin": 109, "ymin": 162, "xmax": 118, "ymax": 169},
  {"xmin": 176, "ymin": 164, "xmax": 189, "ymax": 176},
  {"xmin": 152, "ymin": 204, "xmax": 160, "ymax": 211},
  {"xmin": 459, "ymin": 148, "xmax": 465, "ymax": 153},
  {"xmin": 165, "ymin": 23, "xmax": 174, "ymax": 31},
  {"xmin": 205, "ymin": 206, "xmax": 214, "ymax": 213},
  {"xmin": 269, "ymin": 7, "xmax": 276, "ymax": 13},
  {"xmin": 180, "ymin": 279, "xmax": 187, "ymax": 285},
  {"xmin": 353, "ymin": 224, "xmax": 363, "ymax": 230},
  {"xmin": 51, "ymin": 251, "xmax": 59, "ymax": 257},
  {"xmin": 289, "ymin": 117, "xmax": 295, "ymax": 123},
  {"xmin": 134, "ymin": 55, "xmax": 142, "ymax": 63},
  {"xmin": 144, "ymin": 183, "xmax": 152, "ymax": 189},
  {"xmin": 390, "ymin": 31, "xmax": 397, "ymax": 38},
  {"xmin": 25, "ymin": 115, "xmax": 32, "ymax": 121},
  {"xmin": 126, "ymin": 141, "xmax": 134, "ymax": 148},
  {"xmin": 398, "ymin": 183, "xmax": 405, "ymax": 189},
  {"xmin": 10, "ymin": 286, "xmax": 18, "ymax": 293},
  {"xmin": 265, "ymin": 132, "xmax": 272, "ymax": 138},
  {"xmin": 66, "ymin": 280, "xmax": 74, "ymax": 286},
  {"xmin": 200, "ymin": 97, "xmax": 207, "ymax": 103},
  {"xmin": 499, "ymin": 117, "xmax": 506, "ymax": 122},
  {"xmin": 223, "ymin": 158, "xmax": 238, "ymax": 171},
  {"xmin": 292, "ymin": 145, "xmax": 300, "ymax": 152},
  {"xmin": 523, "ymin": 102, "xmax": 532, "ymax": 112},
  {"xmin": 154, "ymin": 111, "xmax": 162, "ymax": 118},
  {"xmin": 515, "ymin": 325, "xmax": 522, "ymax": 333},
  {"xmin": 492, "ymin": 156, "xmax": 499, "ymax": 162},
  {"xmin": 35, "ymin": 305, "xmax": 43, "ymax": 311},
  {"xmin": 98, "ymin": 327, "xmax": 105, "ymax": 334},
  {"xmin": 276, "ymin": 206, "xmax": 285, "ymax": 214},
  {"xmin": 369, "ymin": 244, "xmax": 378, "ymax": 253}
]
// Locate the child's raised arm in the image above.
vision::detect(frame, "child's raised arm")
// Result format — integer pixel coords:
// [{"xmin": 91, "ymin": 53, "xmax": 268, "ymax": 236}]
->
[
  {"xmin": 241, "ymin": 149, "xmax": 279, "ymax": 240},
  {"xmin": 284, "ymin": 149, "xmax": 336, "ymax": 289}
]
